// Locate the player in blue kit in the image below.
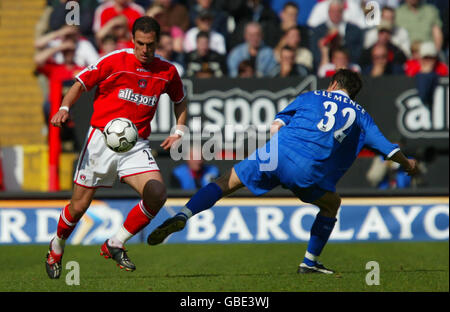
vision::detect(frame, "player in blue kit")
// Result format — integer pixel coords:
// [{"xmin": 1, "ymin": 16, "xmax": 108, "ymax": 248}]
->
[{"xmin": 147, "ymin": 69, "xmax": 418, "ymax": 274}]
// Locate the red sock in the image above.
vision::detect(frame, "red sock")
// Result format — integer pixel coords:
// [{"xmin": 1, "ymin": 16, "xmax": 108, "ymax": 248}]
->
[
  {"xmin": 123, "ymin": 200, "xmax": 158, "ymax": 235},
  {"xmin": 57, "ymin": 204, "xmax": 78, "ymax": 240}
]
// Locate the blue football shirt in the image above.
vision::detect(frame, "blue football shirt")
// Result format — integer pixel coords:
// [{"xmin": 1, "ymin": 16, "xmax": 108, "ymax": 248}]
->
[{"xmin": 272, "ymin": 90, "xmax": 399, "ymax": 191}]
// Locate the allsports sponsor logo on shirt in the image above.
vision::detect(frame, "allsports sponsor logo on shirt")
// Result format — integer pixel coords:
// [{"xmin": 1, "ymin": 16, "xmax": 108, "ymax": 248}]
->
[{"xmin": 118, "ymin": 88, "xmax": 157, "ymax": 106}]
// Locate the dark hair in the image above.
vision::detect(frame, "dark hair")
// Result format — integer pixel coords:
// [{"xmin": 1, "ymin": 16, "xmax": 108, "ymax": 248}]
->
[
  {"xmin": 330, "ymin": 46, "xmax": 349, "ymax": 57},
  {"xmin": 238, "ymin": 60, "xmax": 254, "ymax": 74},
  {"xmin": 196, "ymin": 31, "xmax": 210, "ymax": 41},
  {"xmin": 330, "ymin": 69, "xmax": 362, "ymax": 100},
  {"xmin": 160, "ymin": 31, "xmax": 171, "ymax": 38},
  {"xmin": 101, "ymin": 34, "xmax": 117, "ymax": 44},
  {"xmin": 132, "ymin": 16, "xmax": 161, "ymax": 40},
  {"xmin": 283, "ymin": 1, "xmax": 299, "ymax": 11},
  {"xmin": 281, "ymin": 45, "xmax": 295, "ymax": 53},
  {"xmin": 382, "ymin": 6, "xmax": 395, "ymax": 13}
]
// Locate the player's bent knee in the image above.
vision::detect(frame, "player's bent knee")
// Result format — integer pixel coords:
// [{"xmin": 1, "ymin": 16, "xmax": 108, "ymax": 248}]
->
[{"xmin": 143, "ymin": 179, "xmax": 167, "ymax": 210}]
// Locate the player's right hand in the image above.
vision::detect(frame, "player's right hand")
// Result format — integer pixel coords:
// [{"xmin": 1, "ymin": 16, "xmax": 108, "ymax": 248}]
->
[
  {"xmin": 405, "ymin": 158, "xmax": 419, "ymax": 176},
  {"xmin": 50, "ymin": 109, "xmax": 69, "ymax": 127}
]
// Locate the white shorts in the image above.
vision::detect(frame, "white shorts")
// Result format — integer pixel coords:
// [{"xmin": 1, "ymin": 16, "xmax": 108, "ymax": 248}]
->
[{"xmin": 73, "ymin": 127, "xmax": 160, "ymax": 188}]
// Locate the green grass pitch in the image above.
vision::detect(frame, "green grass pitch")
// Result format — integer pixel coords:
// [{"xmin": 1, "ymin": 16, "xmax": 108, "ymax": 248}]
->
[{"xmin": 1, "ymin": 242, "xmax": 448, "ymax": 292}]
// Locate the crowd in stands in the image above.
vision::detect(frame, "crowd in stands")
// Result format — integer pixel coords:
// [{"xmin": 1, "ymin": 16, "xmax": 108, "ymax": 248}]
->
[{"xmin": 33, "ymin": 0, "xmax": 448, "ymax": 81}]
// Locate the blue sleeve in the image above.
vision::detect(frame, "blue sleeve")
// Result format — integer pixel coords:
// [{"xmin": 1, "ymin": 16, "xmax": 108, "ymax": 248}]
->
[
  {"xmin": 274, "ymin": 93, "xmax": 307, "ymax": 125},
  {"xmin": 358, "ymin": 112, "xmax": 400, "ymax": 158}
]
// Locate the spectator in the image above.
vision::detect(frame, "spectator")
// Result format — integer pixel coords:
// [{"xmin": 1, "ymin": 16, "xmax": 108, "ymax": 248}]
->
[
  {"xmin": 317, "ymin": 46, "xmax": 361, "ymax": 78},
  {"xmin": 274, "ymin": 26, "xmax": 313, "ymax": 71},
  {"xmin": 238, "ymin": 60, "xmax": 256, "ymax": 78},
  {"xmin": 146, "ymin": 3, "xmax": 185, "ymax": 53},
  {"xmin": 307, "ymin": 0, "xmax": 367, "ymax": 30},
  {"xmin": 188, "ymin": 0, "xmax": 229, "ymax": 38},
  {"xmin": 34, "ymin": 38, "xmax": 85, "ymax": 151},
  {"xmin": 267, "ymin": 0, "xmax": 316, "ymax": 26},
  {"xmin": 156, "ymin": 32, "xmax": 185, "ymax": 76},
  {"xmin": 185, "ymin": 31, "xmax": 227, "ymax": 78},
  {"xmin": 310, "ymin": 0, "xmax": 364, "ymax": 70},
  {"xmin": 404, "ymin": 42, "xmax": 448, "ymax": 107},
  {"xmin": 405, "ymin": 42, "xmax": 449, "ymax": 77},
  {"xmin": 274, "ymin": 2, "xmax": 311, "ymax": 49},
  {"xmin": 93, "ymin": 0, "xmax": 145, "ymax": 34},
  {"xmin": 34, "ymin": 38, "xmax": 85, "ymax": 99},
  {"xmin": 360, "ymin": 20, "xmax": 407, "ymax": 69},
  {"xmin": 364, "ymin": 6, "xmax": 411, "ymax": 57},
  {"xmin": 395, "ymin": 0, "xmax": 443, "ymax": 53},
  {"xmin": 362, "ymin": 44, "xmax": 404, "ymax": 77},
  {"xmin": 270, "ymin": 45, "xmax": 309, "ymax": 78},
  {"xmin": 408, "ymin": 41, "xmax": 422, "ymax": 61},
  {"xmin": 152, "ymin": 0, "xmax": 191, "ymax": 32},
  {"xmin": 171, "ymin": 148, "xmax": 220, "ymax": 190},
  {"xmin": 279, "ymin": 1, "xmax": 299, "ymax": 32},
  {"xmin": 226, "ymin": 0, "xmax": 280, "ymax": 49},
  {"xmin": 95, "ymin": 14, "xmax": 134, "ymax": 52},
  {"xmin": 35, "ymin": 25, "xmax": 99, "ymax": 67},
  {"xmin": 183, "ymin": 9, "xmax": 227, "ymax": 55},
  {"xmin": 99, "ymin": 34, "xmax": 119, "ymax": 57},
  {"xmin": 227, "ymin": 22, "xmax": 278, "ymax": 77},
  {"xmin": 424, "ymin": 0, "xmax": 448, "ymax": 60}
]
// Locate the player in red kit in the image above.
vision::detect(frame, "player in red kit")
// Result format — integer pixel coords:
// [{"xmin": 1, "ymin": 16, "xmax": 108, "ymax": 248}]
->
[{"xmin": 45, "ymin": 17, "xmax": 187, "ymax": 279}]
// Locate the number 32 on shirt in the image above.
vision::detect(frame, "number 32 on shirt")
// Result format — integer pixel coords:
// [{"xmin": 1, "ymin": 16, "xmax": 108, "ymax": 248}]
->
[{"xmin": 317, "ymin": 101, "xmax": 356, "ymax": 143}]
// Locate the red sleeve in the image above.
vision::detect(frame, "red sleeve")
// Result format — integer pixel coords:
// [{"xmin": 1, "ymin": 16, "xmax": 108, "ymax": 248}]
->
[
  {"xmin": 75, "ymin": 53, "xmax": 113, "ymax": 91},
  {"xmin": 166, "ymin": 66, "xmax": 185, "ymax": 103},
  {"xmin": 404, "ymin": 60, "xmax": 420, "ymax": 77},
  {"xmin": 37, "ymin": 61, "xmax": 57, "ymax": 78},
  {"xmin": 436, "ymin": 62, "xmax": 449, "ymax": 76}
]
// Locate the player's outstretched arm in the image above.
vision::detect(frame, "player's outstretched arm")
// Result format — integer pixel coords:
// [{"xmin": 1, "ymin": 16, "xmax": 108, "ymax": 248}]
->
[
  {"xmin": 388, "ymin": 150, "xmax": 419, "ymax": 176},
  {"xmin": 50, "ymin": 81, "xmax": 84, "ymax": 128}
]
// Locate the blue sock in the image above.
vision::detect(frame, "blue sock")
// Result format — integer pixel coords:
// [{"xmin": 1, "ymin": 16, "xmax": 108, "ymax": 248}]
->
[
  {"xmin": 176, "ymin": 183, "xmax": 223, "ymax": 219},
  {"xmin": 303, "ymin": 214, "xmax": 337, "ymax": 266}
]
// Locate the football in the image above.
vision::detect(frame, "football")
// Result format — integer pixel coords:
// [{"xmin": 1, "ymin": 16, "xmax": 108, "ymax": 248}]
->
[{"xmin": 103, "ymin": 118, "xmax": 138, "ymax": 153}]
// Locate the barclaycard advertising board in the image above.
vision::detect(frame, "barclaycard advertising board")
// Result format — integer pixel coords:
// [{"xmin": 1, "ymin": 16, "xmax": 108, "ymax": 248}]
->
[{"xmin": 0, "ymin": 198, "xmax": 448, "ymax": 244}]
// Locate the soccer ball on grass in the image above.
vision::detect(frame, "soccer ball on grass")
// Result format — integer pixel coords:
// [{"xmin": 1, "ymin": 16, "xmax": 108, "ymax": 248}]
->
[{"xmin": 103, "ymin": 118, "xmax": 138, "ymax": 153}]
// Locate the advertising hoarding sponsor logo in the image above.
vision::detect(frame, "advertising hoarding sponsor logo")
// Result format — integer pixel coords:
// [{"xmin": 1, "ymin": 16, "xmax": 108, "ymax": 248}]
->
[
  {"xmin": 396, "ymin": 78, "xmax": 449, "ymax": 139},
  {"xmin": 150, "ymin": 77, "xmax": 317, "ymax": 140},
  {"xmin": 0, "ymin": 199, "xmax": 448, "ymax": 244}
]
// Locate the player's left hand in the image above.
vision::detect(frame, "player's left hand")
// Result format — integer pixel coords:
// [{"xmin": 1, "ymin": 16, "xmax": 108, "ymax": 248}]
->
[
  {"xmin": 405, "ymin": 158, "xmax": 420, "ymax": 176},
  {"xmin": 160, "ymin": 134, "xmax": 182, "ymax": 150}
]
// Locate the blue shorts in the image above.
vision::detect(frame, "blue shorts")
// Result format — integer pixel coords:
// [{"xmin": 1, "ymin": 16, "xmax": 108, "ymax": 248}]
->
[{"xmin": 234, "ymin": 147, "xmax": 327, "ymax": 203}]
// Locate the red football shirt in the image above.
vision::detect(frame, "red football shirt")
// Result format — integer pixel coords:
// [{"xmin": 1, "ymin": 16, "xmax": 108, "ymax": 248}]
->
[
  {"xmin": 404, "ymin": 59, "xmax": 449, "ymax": 77},
  {"xmin": 76, "ymin": 49, "xmax": 185, "ymax": 138},
  {"xmin": 38, "ymin": 61, "xmax": 84, "ymax": 82}
]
